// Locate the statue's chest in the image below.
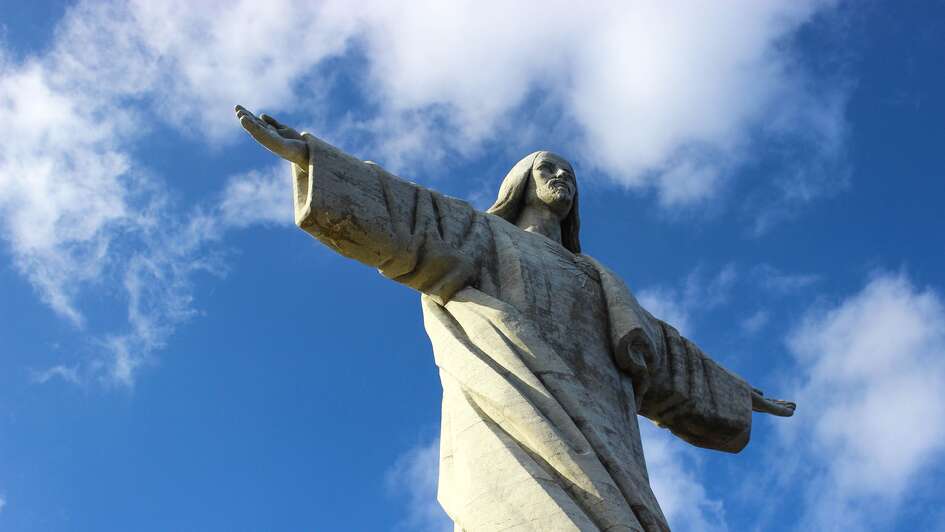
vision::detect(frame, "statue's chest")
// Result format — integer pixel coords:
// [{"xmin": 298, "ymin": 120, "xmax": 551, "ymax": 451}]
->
[
  {"xmin": 507, "ymin": 235, "xmax": 612, "ymax": 363},
  {"xmin": 492, "ymin": 229, "xmax": 625, "ymax": 415}
]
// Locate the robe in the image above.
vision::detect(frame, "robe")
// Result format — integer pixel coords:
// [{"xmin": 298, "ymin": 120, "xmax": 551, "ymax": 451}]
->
[{"xmin": 291, "ymin": 134, "xmax": 754, "ymax": 532}]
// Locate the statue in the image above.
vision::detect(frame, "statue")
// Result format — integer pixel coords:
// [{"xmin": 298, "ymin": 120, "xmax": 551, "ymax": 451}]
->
[{"xmin": 234, "ymin": 105, "xmax": 795, "ymax": 532}]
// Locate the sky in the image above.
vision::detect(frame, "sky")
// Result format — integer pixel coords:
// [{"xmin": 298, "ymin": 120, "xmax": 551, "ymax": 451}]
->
[{"xmin": 0, "ymin": 1, "xmax": 944, "ymax": 531}]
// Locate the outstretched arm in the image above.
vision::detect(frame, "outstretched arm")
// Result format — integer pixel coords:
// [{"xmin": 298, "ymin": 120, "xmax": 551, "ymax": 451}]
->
[
  {"xmin": 634, "ymin": 318, "xmax": 794, "ymax": 452},
  {"xmin": 233, "ymin": 105, "xmax": 493, "ymax": 303}
]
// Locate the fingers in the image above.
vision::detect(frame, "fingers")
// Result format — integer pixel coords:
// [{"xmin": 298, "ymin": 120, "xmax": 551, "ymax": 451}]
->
[
  {"xmin": 238, "ymin": 114, "xmax": 263, "ymax": 134},
  {"xmin": 239, "ymin": 115, "xmax": 281, "ymax": 149},
  {"xmin": 236, "ymin": 106, "xmax": 264, "ymax": 131},
  {"xmin": 260, "ymin": 113, "xmax": 284, "ymax": 129},
  {"xmin": 767, "ymin": 399, "xmax": 796, "ymax": 417},
  {"xmin": 751, "ymin": 392, "xmax": 796, "ymax": 417},
  {"xmin": 236, "ymin": 107, "xmax": 288, "ymax": 131},
  {"xmin": 236, "ymin": 106, "xmax": 277, "ymax": 140},
  {"xmin": 236, "ymin": 106, "xmax": 300, "ymax": 137},
  {"xmin": 236, "ymin": 106, "xmax": 271, "ymax": 130},
  {"xmin": 235, "ymin": 105, "xmax": 307, "ymax": 165},
  {"xmin": 261, "ymin": 113, "xmax": 304, "ymax": 140},
  {"xmin": 235, "ymin": 104, "xmax": 254, "ymax": 121}
]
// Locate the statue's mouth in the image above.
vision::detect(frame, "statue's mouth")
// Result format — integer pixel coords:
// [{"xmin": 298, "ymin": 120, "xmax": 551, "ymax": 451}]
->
[{"xmin": 548, "ymin": 179, "xmax": 570, "ymax": 191}]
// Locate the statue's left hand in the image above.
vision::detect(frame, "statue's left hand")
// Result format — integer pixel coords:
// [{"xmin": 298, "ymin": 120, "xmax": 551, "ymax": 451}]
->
[
  {"xmin": 751, "ymin": 388, "xmax": 796, "ymax": 417},
  {"xmin": 235, "ymin": 105, "xmax": 308, "ymax": 167}
]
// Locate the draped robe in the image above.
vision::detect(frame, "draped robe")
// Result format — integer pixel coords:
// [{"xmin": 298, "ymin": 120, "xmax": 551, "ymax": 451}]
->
[{"xmin": 291, "ymin": 134, "xmax": 754, "ymax": 532}]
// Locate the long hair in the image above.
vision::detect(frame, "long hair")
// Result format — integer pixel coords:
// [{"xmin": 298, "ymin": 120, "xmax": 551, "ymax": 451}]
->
[{"xmin": 486, "ymin": 151, "xmax": 581, "ymax": 253}]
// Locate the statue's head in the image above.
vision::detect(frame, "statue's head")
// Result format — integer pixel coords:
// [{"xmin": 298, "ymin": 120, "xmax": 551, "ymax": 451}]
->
[{"xmin": 487, "ymin": 151, "xmax": 581, "ymax": 253}]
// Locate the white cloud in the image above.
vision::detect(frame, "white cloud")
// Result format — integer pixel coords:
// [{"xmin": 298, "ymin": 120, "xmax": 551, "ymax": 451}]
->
[
  {"xmin": 0, "ymin": 53, "xmax": 135, "ymax": 325},
  {"xmin": 1, "ymin": 0, "xmax": 846, "ymax": 384},
  {"xmin": 220, "ymin": 166, "xmax": 294, "ymax": 228},
  {"xmin": 353, "ymin": 0, "xmax": 845, "ymax": 207},
  {"xmin": 124, "ymin": 0, "xmax": 359, "ymax": 140},
  {"xmin": 99, "ymin": 211, "xmax": 226, "ymax": 386},
  {"xmin": 0, "ymin": 0, "xmax": 313, "ymax": 384},
  {"xmin": 784, "ymin": 273, "xmax": 945, "ymax": 530},
  {"xmin": 641, "ymin": 422, "xmax": 729, "ymax": 532},
  {"xmin": 38, "ymin": 0, "xmax": 844, "ymax": 201},
  {"xmin": 385, "ymin": 438, "xmax": 452, "ymax": 532},
  {"xmin": 0, "ymin": 42, "xmax": 277, "ymax": 385}
]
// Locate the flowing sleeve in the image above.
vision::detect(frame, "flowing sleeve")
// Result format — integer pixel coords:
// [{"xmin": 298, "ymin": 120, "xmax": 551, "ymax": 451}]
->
[
  {"xmin": 591, "ymin": 258, "xmax": 754, "ymax": 453},
  {"xmin": 292, "ymin": 133, "xmax": 494, "ymax": 303},
  {"xmin": 637, "ymin": 321, "xmax": 753, "ymax": 453}
]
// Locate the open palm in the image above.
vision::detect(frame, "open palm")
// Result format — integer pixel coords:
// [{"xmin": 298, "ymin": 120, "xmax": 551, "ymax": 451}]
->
[{"xmin": 235, "ymin": 105, "xmax": 308, "ymax": 167}]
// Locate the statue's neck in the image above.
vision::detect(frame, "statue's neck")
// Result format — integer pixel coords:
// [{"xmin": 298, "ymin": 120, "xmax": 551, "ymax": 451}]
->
[{"xmin": 516, "ymin": 205, "xmax": 562, "ymax": 246}]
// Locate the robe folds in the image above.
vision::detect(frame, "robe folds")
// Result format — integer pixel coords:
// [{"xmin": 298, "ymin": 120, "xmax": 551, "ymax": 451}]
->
[{"xmin": 291, "ymin": 134, "xmax": 753, "ymax": 532}]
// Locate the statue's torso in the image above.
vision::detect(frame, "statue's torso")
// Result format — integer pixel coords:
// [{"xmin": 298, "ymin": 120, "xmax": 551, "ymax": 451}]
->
[{"xmin": 488, "ymin": 225, "xmax": 650, "ymax": 487}]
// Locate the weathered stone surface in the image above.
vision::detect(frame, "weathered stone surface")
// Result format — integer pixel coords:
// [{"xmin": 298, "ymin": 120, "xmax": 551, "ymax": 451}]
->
[{"xmin": 235, "ymin": 106, "xmax": 795, "ymax": 532}]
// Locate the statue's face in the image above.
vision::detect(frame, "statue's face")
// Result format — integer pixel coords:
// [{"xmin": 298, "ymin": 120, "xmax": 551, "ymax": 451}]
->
[{"xmin": 527, "ymin": 152, "xmax": 575, "ymax": 219}]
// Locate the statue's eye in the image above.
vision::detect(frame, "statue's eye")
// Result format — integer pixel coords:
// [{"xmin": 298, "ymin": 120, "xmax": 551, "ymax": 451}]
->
[{"xmin": 538, "ymin": 163, "xmax": 553, "ymax": 172}]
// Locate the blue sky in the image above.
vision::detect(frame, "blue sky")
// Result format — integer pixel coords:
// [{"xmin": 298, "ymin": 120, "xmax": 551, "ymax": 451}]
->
[{"xmin": 1, "ymin": 1, "xmax": 944, "ymax": 530}]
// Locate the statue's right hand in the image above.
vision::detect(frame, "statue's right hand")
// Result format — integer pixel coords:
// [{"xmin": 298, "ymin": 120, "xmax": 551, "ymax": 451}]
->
[
  {"xmin": 235, "ymin": 105, "xmax": 308, "ymax": 167},
  {"xmin": 751, "ymin": 388, "xmax": 796, "ymax": 417}
]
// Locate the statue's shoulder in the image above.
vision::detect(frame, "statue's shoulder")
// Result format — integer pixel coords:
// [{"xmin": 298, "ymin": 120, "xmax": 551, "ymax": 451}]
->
[
  {"xmin": 577, "ymin": 255, "xmax": 637, "ymax": 297},
  {"xmin": 576, "ymin": 253, "xmax": 608, "ymax": 275}
]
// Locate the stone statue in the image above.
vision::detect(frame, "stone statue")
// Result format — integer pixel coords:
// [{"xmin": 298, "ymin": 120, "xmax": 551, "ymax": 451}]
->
[{"xmin": 234, "ymin": 105, "xmax": 795, "ymax": 532}]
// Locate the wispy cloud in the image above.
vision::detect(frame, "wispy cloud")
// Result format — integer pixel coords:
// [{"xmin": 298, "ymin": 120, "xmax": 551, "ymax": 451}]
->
[
  {"xmin": 386, "ymin": 426, "xmax": 734, "ymax": 532},
  {"xmin": 0, "ymin": 0, "xmax": 314, "ymax": 385},
  {"xmin": 637, "ymin": 264, "xmax": 737, "ymax": 336},
  {"xmin": 637, "ymin": 262, "xmax": 822, "ymax": 339},
  {"xmin": 219, "ymin": 165, "xmax": 294, "ymax": 228},
  {"xmin": 641, "ymin": 423, "xmax": 729, "ymax": 532},
  {"xmin": 0, "ymin": 42, "xmax": 137, "ymax": 325},
  {"xmin": 744, "ymin": 89, "xmax": 851, "ymax": 236},
  {"xmin": 31, "ymin": 364, "xmax": 81, "ymax": 385},
  {"xmin": 385, "ymin": 438, "xmax": 452, "ymax": 532},
  {"xmin": 752, "ymin": 264, "xmax": 822, "ymax": 294},
  {"xmin": 740, "ymin": 309, "xmax": 771, "ymax": 335},
  {"xmin": 783, "ymin": 272, "xmax": 945, "ymax": 530}
]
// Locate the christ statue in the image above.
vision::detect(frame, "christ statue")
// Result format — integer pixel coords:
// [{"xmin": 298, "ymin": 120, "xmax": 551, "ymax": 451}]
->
[{"xmin": 235, "ymin": 105, "xmax": 795, "ymax": 532}]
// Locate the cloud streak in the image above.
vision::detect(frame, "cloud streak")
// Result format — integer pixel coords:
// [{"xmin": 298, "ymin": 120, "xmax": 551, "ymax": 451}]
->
[
  {"xmin": 641, "ymin": 422, "xmax": 729, "ymax": 531},
  {"xmin": 385, "ymin": 437, "xmax": 452, "ymax": 532},
  {"xmin": 219, "ymin": 166, "xmax": 294, "ymax": 228},
  {"xmin": 637, "ymin": 264, "xmax": 737, "ymax": 336}
]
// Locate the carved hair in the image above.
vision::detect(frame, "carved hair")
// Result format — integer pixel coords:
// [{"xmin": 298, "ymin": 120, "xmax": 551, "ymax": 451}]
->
[{"xmin": 486, "ymin": 151, "xmax": 582, "ymax": 254}]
